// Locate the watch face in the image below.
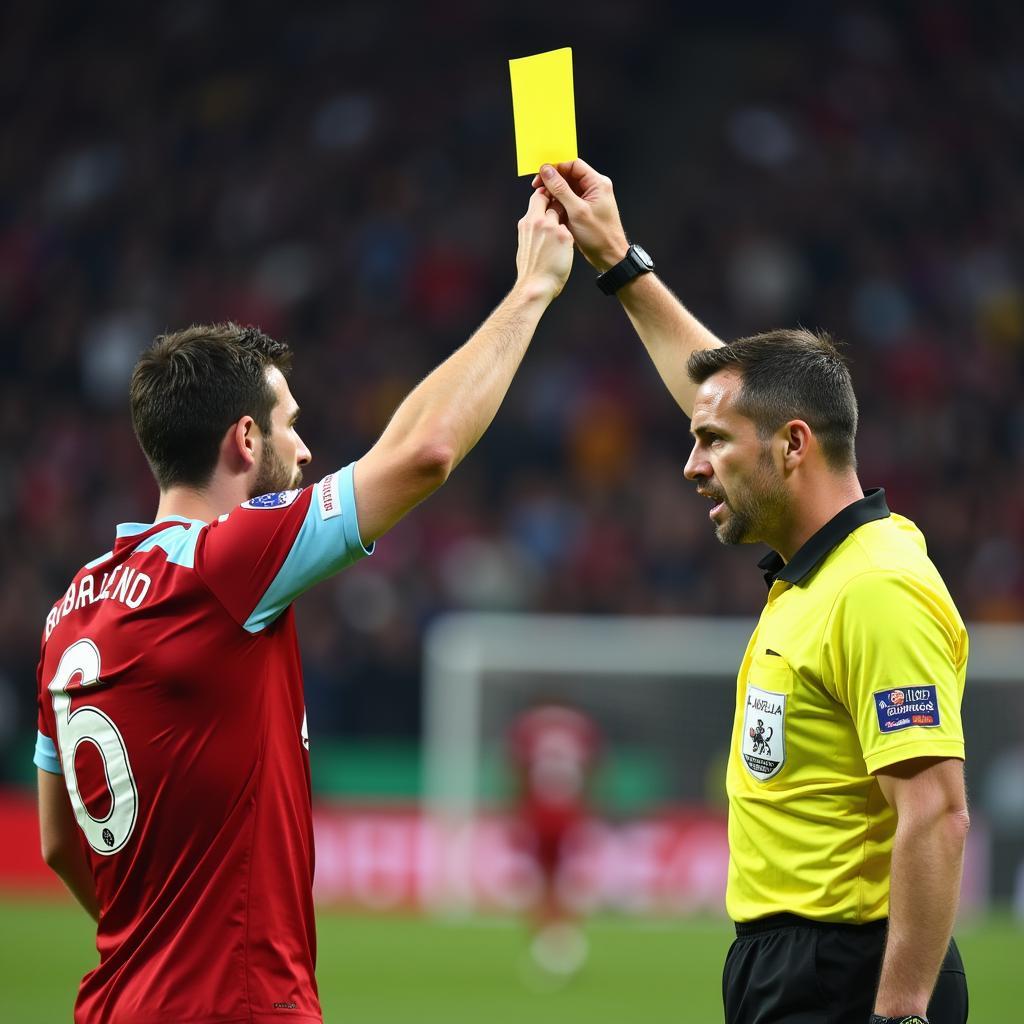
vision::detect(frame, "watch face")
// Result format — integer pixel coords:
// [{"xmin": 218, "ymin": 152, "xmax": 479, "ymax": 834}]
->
[{"xmin": 632, "ymin": 245, "xmax": 654, "ymax": 270}]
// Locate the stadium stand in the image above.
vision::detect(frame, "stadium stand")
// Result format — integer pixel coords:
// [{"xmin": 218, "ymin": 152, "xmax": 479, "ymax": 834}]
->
[{"xmin": 2, "ymin": 1, "xmax": 1022, "ymax": 778}]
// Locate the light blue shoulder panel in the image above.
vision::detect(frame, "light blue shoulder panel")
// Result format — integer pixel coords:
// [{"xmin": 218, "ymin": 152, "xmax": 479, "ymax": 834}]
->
[{"xmin": 84, "ymin": 550, "xmax": 113, "ymax": 570}]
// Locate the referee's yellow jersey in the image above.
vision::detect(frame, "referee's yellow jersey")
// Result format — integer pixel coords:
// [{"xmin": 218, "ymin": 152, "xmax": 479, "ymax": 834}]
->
[{"xmin": 726, "ymin": 489, "xmax": 967, "ymax": 923}]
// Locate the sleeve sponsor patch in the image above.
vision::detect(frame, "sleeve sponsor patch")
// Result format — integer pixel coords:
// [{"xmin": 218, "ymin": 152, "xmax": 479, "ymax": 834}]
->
[
  {"xmin": 317, "ymin": 472, "xmax": 342, "ymax": 521},
  {"xmin": 242, "ymin": 489, "xmax": 300, "ymax": 510},
  {"xmin": 873, "ymin": 685, "xmax": 941, "ymax": 733}
]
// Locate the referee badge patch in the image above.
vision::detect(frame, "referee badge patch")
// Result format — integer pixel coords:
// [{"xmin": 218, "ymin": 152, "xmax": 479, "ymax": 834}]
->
[
  {"xmin": 741, "ymin": 684, "xmax": 786, "ymax": 781},
  {"xmin": 873, "ymin": 685, "xmax": 941, "ymax": 733}
]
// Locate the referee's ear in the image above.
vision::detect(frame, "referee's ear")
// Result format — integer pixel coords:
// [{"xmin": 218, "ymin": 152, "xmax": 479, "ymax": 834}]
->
[{"xmin": 779, "ymin": 419, "xmax": 813, "ymax": 471}]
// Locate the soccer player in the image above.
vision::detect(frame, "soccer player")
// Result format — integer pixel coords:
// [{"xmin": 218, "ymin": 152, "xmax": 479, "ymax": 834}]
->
[
  {"xmin": 34, "ymin": 189, "xmax": 573, "ymax": 1024},
  {"xmin": 537, "ymin": 160, "xmax": 969, "ymax": 1024},
  {"xmin": 508, "ymin": 699, "xmax": 600, "ymax": 979}
]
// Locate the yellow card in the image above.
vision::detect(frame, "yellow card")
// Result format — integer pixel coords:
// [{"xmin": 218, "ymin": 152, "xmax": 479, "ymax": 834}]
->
[{"xmin": 509, "ymin": 47, "xmax": 577, "ymax": 177}]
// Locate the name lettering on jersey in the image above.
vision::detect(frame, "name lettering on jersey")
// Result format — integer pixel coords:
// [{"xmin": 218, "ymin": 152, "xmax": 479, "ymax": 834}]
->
[
  {"xmin": 74, "ymin": 574, "xmax": 95, "ymax": 609},
  {"xmin": 318, "ymin": 472, "xmax": 342, "ymax": 520},
  {"xmin": 45, "ymin": 568, "xmax": 153, "ymax": 639},
  {"xmin": 243, "ymin": 489, "xmax": 300, "ymax": 510},
  {"xmin": 873, "ymin": 685, "xmax": 941, "ymax": 733},
  {"xmin": 741, "ymin": 684, "xmax": 787, "ymax": 781}
]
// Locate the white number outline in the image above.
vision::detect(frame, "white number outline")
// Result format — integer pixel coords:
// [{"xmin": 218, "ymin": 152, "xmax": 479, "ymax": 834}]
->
[{"xmin": 48, "ymin": 638, "xmax": 138, "ymax": 855}]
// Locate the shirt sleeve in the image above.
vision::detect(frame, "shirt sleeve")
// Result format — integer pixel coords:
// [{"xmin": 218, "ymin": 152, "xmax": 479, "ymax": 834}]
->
[
  {"xmin": 34, "ymin": 731, "xmax": 61, "ymax": 774},
  {"xmin": 195, "ymin": 462, "xmax": 374, "ymax": 632},
  {"xmin": 822, "ymin": 569, "xmax": 967, "ymax": 774},
  {"xmin": 34, "ymin": 638, "xmax": 62, "ymax": 774}
]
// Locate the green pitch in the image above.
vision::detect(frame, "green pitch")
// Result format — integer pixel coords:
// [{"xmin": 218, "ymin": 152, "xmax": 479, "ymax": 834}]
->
[{"xmin": 0, "ymin": 896, "xmax": 1015, "ymax": 1023}]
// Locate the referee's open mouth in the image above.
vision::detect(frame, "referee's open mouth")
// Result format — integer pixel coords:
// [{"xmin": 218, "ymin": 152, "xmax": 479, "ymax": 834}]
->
[{"xmin": 697, "ymin": 488, "xmax": 728, "ymax": 520}]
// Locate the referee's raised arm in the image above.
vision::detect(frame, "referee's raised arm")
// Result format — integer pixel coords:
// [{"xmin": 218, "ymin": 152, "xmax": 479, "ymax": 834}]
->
[{"xmin": 533, "ymin": 159, "xmax": 722, "ymax": 419}]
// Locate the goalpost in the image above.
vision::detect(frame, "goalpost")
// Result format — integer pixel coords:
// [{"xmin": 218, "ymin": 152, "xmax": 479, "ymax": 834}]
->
[
  {"xmin": 422, "ymin": 613, "xmax": 1024, "ymax": 913},
  {"xmin": 424, "ymin": 613, "xmax": 753, "ymax": 817}
]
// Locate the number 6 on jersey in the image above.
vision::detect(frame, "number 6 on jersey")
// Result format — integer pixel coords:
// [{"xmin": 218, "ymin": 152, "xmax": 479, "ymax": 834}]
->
[{"xmin": 48, "ymin": 638, "xmax": 139, "ymax": 855}]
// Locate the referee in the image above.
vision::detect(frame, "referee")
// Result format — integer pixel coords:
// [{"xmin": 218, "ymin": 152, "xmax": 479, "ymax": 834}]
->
[{"xmin": 537, "ymin": 160, "xmax": 969, "ymax": 1024}]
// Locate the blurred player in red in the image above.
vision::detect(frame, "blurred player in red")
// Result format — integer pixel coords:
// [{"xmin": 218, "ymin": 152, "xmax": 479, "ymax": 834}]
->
[
  {"xmin": 508, "ymin": 699, "xmax": 601, "ymax": 981},
  {"xmin": 33, "ymin": 190, "xmax": 573, "ymax": 1024}
]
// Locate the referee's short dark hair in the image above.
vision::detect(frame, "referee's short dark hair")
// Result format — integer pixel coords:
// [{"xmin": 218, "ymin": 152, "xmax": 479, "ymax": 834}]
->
[
  {"xmin": 130, "ymin": 322, "xmax": 293, "ymax": 491},
  {"xmin": 687, "ymin": 328, "xmax": 858, "ymax": 470}
]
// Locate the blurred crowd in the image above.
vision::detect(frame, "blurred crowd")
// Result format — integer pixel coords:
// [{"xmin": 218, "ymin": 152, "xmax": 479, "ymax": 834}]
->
[{"xmin": 2, "ymin": 1, "xmax": 1023, "ymax": 768}]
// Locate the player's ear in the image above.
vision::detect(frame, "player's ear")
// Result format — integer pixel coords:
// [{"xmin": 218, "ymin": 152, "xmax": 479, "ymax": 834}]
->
[
  {"xmin": 225, "ymin": 416, "xmax": 258, "ymax": 471},
  {"xmin": 780, "ymin": 420, "xmax": 812, "ymax": 470}
]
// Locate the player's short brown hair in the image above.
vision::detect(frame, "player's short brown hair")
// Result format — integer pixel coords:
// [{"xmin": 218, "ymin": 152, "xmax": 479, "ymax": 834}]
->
[
  {"xmin": 687, "ymin": 328, "xmax": 858, "ymax": 470},
  {"xmin": 130, "ymin": 323, "xmax": 293, "ymax": 490}
]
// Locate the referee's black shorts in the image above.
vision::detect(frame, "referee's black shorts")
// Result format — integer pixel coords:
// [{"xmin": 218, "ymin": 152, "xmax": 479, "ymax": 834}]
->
[{"xmin": 722, "ymin": 913, "xmax": 968, "ymax": 1024}]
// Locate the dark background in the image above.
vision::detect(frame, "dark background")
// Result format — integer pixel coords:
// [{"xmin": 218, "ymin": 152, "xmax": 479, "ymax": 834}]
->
[{"xmin": 2, "ymin": 1, "xmax": 1023, "ymax": 779}]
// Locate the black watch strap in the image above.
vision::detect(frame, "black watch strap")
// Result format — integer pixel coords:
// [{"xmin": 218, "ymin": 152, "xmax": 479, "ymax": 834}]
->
[
  {"xmin": 869, "ymin": 1015, "xmax": 929, "ymax": 1024},
  {"xmin": 596, "ymin": 244, "xmax": 654, "ymax": 295}
]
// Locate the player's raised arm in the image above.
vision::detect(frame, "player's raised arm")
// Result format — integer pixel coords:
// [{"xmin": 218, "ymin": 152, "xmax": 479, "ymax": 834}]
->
[
  {"xmin": 535, "ymin": 158, "xmax": 722, "ymax": 418},
  {"xmin": 352, "ymin": 189, "xmax": 573, "ymax": 543}
]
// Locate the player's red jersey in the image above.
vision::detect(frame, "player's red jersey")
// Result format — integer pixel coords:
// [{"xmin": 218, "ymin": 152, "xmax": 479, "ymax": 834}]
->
[
  {"xmin": 34, "ymin": 465, "xmax": 371, "ymax": 1024},
  {"xmin": 509, "ymin": 705, "xmax": 601, "ymax": 830}
]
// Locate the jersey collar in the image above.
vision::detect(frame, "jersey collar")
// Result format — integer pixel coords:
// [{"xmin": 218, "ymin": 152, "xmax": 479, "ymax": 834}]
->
[
  {"xmin": 757, "ymin": 488, "xmax": 890, "ymax": 588},
  {"xmin": 113, "ymin": 516, "xmax": 204, "ymax": 553},
  {"xmin": 115, "ymin": 515, "xmax": 199, "ymax": 539}
]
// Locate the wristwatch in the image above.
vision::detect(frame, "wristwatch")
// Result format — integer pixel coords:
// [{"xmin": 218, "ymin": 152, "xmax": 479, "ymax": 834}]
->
[
  {"xmin": 869, "ymin": 1016, "xmax": 928, "ymax": 1024},
  {"xmin": 596, "ymin": 244, "xmax": 654, "ymax": 295}
]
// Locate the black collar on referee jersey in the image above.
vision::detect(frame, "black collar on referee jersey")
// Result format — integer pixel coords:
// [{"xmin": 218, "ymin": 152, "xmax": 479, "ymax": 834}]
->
[{"xmin": 757, "ymin": 488, "xmax": 890, "ymax": 588}]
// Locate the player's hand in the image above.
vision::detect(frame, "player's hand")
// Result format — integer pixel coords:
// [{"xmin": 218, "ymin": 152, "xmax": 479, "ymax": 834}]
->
[
  {"xmin": 515, "ymin": 188, "xmax": 574, "ymax": 302},
  {"xmin": 531, "ymin": 159, "xmax": 630, "ymax": 272}
]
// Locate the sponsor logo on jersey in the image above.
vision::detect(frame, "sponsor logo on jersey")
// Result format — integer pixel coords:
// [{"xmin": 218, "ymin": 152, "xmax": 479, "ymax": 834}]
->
[
  {"xmin": 243, "ymin": 489, "xmax": 300, "ymax": 510},
  {"xmin": 873, "ymin": 685, "xmax": 941, "ymax": 733},
  {"xmin": 741, "ymin": 684, "xmax": 786, "ymax": 781},
  {"xmin": 318, "ymin": 472, "xmax": 342, "ymax": 521}
]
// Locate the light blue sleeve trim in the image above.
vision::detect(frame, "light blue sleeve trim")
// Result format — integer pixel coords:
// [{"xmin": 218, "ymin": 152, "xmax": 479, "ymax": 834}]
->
[
  {"xmin": 338, "ymin": 461, "xmax": 373, "ymax": 558},
  {"xmin": 244, "ymin": 462, "xmax": 374, "ymax": 633},
  {"xmin": 34, "ymin": 731, "xmax": 62, "ymax": 775}
]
